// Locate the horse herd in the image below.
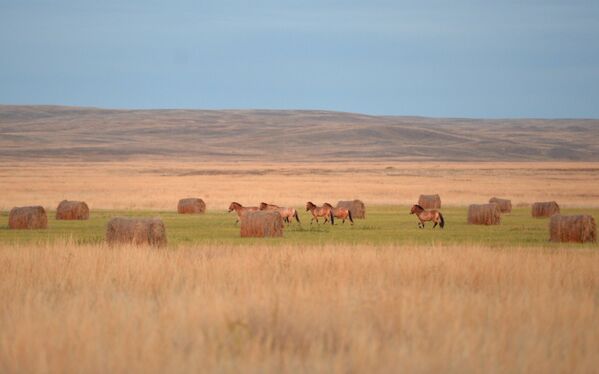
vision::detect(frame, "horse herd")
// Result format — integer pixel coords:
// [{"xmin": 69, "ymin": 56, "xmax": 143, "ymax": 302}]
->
[{"xmin": 228, "ymin": 201, "xmax": 445, "ymax": 228}]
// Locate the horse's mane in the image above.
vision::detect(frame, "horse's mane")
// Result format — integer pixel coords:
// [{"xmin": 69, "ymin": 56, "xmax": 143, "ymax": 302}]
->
[
  {"xmin": 231, "ymin": 201, "xmax": 241, "ymax": 207},
  {"xmin": 323, "ymin": 202, "xmax": 333, "ymax": 208},
  {"xmin": 413, "ymin": 204, "xmax": 424, "ymax": 210}
]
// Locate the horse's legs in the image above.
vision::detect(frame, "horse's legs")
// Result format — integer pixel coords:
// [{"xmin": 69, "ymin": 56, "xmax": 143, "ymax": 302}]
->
[{"xmin": 433, "ymin": 221, "xmax": 438, "ymax": 228}]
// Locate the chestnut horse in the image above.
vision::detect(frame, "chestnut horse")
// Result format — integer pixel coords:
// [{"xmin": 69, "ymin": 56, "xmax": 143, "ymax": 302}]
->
[
  {"xmin": 305, "ymin": 202, "xmax": 334, "ymax": 225},
  {"xmin": 260, "ymin": 202, "xmax": 300, "ymax": 224},
  {"xmin": 323, "ymin": 203, "xmax": 354, "ymax": 225},
  {"xmin": 228, "ymin": 202, "xmax": 259, "ymax": 224},
  {"xmin": 410, "ymin": 204, "xmax": 445, "ymax": 229}
]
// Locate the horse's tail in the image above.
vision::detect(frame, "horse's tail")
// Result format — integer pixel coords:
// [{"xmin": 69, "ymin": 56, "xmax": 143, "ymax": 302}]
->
[
  {"xmin": 294, "ymin": 210, "xmax": 300, "ymax": 223},
  {"xmin": 330, "ymin": 210, "xmax": 335, "ymax": 225},
  {"xmin": 348, "ymin": 209, "xmax": 354, "ymax": 223},
  {"xmin": 439, "ymin": 212, "xmax": 445, "ymax": 228}
]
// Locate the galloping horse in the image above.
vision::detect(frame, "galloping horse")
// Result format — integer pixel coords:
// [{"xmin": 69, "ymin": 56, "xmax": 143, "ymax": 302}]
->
[
  {"xmin": 260, "ymin": 202, "xmax": 301, "ymax": 224},
  {"xmin": 228, "ymin": 202, "xmax": 259, "ymax": 224},
  {"xmin": 410, "ymin": 204, "xmax": 445, "ymax": 229},
  {"xmin": 323, "ymin": 203, "xmax": 354, "ymax": 225},
  {"xmin": 305, "ymin": 202, "xmax": 335, "ymax": 225}
]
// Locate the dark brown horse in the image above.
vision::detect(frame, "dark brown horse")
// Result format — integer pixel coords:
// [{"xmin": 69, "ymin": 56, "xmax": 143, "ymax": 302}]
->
[
  {"xmin": 228, "ymin": 202, "xmax": 259, "ymax": 224},
  {"xmin": 260, "ymin": 202, "xmax": 300, "ymax": 224},
  {"xmin": 410, "ymin": 204, "xmax": 445, "ymax": 229},
  {"xmin": 305, "ymin": 202, "xmax": 334, "ymax": 225},
  {"xmin": 323, "ymin": 203, "xmax": 353, "ymax": 225}
]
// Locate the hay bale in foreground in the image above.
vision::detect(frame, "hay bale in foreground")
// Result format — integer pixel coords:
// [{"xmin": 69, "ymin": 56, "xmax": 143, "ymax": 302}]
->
[
  {"xmin": 106, "ymin": 217, "xmax": 167, "ymax": 247},
  {"xmin": 532, "ymin": 201, "xmax": 560, "ymax": 218},
  {"xmin": 418, "ymin": 194, "xmax": 441, "ymax": 209},
  {"xmin": 177, "ymin": 198, "xmax": 206, "ymax": 214},
  {"xmin": 489, "ymin": 197, "xmax": 512, "ymax": 213},
  {"xmin": 549, "ymin": 215, "xmax": 596, "ymax": 243},
  {"xmin": 56, "ymin": 200, "xmax": 89, "ymax": 220},
  {"xmin": 336, "ymin": 200, "xmax": 366, "ymax": 219},
  {"xmin": 467, "ymin": 204, "xmax": 501, "ymax": 225},
  {"xmin": 240, "ymin": 211, "xmax": 284, "ymax": 238},
  {"xmin": 8, "ymin": 206, "xmax": 48, "ymax": 229}
]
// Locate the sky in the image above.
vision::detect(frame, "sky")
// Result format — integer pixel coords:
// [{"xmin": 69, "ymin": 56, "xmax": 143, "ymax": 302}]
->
[{"xmin": 1, "ymin": 0, "xmax": 598, "ymax": 118}]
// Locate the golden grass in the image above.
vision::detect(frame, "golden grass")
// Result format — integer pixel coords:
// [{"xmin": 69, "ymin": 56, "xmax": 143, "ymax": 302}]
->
[
  {"xmin": 1, "ymin": 242, "xmax": 597, "ymax": 373},
  {"xmin": 1, "ymin": 161, "xmax": 599, "ymax": 210}
]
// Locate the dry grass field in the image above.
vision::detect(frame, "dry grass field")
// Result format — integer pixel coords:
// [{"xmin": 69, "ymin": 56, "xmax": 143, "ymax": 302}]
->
[
  {"xmin": 0, "ymin": 242, "xmax": 597, "ymax": 373},
  {"xmin": 1, "ymin": 161, "xmax": 599, "ymax": 210}
]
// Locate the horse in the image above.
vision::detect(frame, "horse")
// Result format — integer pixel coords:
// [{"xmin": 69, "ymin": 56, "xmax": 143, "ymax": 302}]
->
[
  {"xmin": 228, "ymin": 202, "xmax": 259, "ymax": 224},
  {"xmin": 260, "ymin": 202, "xmax": 301, "ymax": 224},
  {"xmin": 410, "ymin": 204, "xmax": 445, "ymax": 229},
  {"xmin": 305, "ymin": 202, "xmax": 335, "ymax": 225},
  {"xmin": 323, "ymin": 203, "xmax": 354, "ymax": 225}
]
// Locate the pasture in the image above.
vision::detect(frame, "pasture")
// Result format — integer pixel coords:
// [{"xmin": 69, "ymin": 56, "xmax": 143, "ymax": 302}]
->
[
  {"xmin": 1, "ymin": 241, "xmax": 598, "ymax": 373},
  {"xmin": 1, "ymin": 161, "xmax": 598, "ymax": 373},
  {"xmin": 1, "ymin": 206, "xmax": 598, "ymax": 248}
]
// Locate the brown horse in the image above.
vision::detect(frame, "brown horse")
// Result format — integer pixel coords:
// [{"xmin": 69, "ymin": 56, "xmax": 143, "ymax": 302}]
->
[
  {"xmin": 228, "ymin": 202, "xmax": 259, "ymax": 224},
  {"xmin": 410, "ymin": 204, "xmax": 445, "ymax": 229},
  {"xmin": 305, "ymin": 202, "xmax": 334, "ymax": 225},
  {"xmin": 260, "ymin": 202, "xmax": 300, "ymax": 224},
  {"xmin": 323, "ymin": 203, "xmax": 354, "ymax": 225}
]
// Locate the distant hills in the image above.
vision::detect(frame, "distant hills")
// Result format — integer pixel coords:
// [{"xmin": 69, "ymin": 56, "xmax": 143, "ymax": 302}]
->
[{"xmin": 1, "ymin": 105, "xmax": 598, "ymax": 161}]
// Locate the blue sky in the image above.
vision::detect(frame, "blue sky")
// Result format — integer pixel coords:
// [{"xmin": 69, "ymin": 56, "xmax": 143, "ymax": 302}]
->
[{"xmin": 1, "ymin": 0, "xmax": 598, "ymax": 118}]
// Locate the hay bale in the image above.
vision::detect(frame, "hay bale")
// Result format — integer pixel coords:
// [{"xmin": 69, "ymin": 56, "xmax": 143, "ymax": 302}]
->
[
  {"xmin": 56, "ymin": 200, "xmax": 89, "ymax": 220},
  {"xmin": 549, "ymin": 215, "xmax": 596, "ymax": 243},
  {"xmin": 467, "ymin": 204, "xmax": 501, "ymax": 225},
  {"xmin": 240, "ymin": 211, "xmax": 284, "ymax": 238},
  {"xmin": 336, "ymin": 200, "xmax": 366, "ymax": 219},
  {"xmin": 177, "ymin": 198, "xmax": 206, "ymax": 214},
  {"xmin": 8, "ymin": 206, "xmax": 48, "ymax": 229},
  {"xmin": 489, "ymin": 197, "xmax": 512, "ymax": 213},
  {"xmin": 532, "ymin": 201, "xmax": 560, "ymax": 218},
  {"xmin": 418, "ymin": 194, "xmax": 441, "ymax": 209},
  {"xmin": 106, "ymin": 217, "xmax": 167, "ymax": 247}
]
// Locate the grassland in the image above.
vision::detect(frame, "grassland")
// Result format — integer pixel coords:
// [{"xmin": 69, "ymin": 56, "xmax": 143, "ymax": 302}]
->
[
  {"xmin": 1, "ymin": 242, "xmax": 598, "ymax": 373},
  {"xmin": 1, "ymin": 161, "xmax": 599, "ymax": 211},
  {"xmin": 1, "ymin": 206, "xmax": 598, "ymax": 249},
  {"xmin": 1, "ymin": 160, "xmax": 598, "ymax": 373}
]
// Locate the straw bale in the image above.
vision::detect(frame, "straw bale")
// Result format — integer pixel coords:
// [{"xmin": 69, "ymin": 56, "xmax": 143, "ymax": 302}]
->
[
  {"xmin": 8, "ymin": 206, "xmax": 48, "ymax": 229},
  {"xmin": 106, "ymin": 217, "xmax": 167, "ymax": 247}
]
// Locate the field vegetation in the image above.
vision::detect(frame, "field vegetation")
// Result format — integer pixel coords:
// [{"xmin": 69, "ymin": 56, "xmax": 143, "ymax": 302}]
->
[
  {"xmin": 1, "ymin": 242, "xmax": 597, "ymax": 373},
  {"xmin": 1, "ymin": 160, "xmax": 597, "ymax": 373},
  {"xmin": 1, "ymin": 206, "xmax": 598, "ymax": 248}
]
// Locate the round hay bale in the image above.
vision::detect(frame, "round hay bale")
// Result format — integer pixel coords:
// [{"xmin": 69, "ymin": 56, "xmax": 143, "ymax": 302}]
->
[
  {"xmin": 467, "ymin": 203, "xmax": 501, "ymax": 225},
  {"xmin": 336, "ymin": 200, "xmax": 366, "ymax": 219},
  {"xmin": 240, "ymin": 211, "xmax": 284, "ymax": 238},
  {"xmin": 56, "ymin": 200, "xmax": 89, "ymax": 220},
  {"xmin": 531, "ymin": 201, "xmax": 560, "ymax": 218},
  {"xmin": 106, "ymin": 217, "xmax": 167, "ymax": 247},
  {"xmin": 489, "ymin": 197, "xmax": 512, "ymax": 213},
  {"xmin": 549, "ymin": 215, "xmax": 596, "ymax": 243},
  {"xmin": 418, "ymin": 194, "xmax": 441, "ymax": 209},
  {"xmin": 177, "ymin": 198, "xmax": 206, "ymax": 214},
  {"xmin": 8, "ymin": 206, "xmax": 48, "ymax": 229}
]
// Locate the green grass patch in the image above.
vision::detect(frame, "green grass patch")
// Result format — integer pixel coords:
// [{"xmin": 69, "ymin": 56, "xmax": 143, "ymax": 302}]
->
[{"xmin": 0, "ymin": 206, "xmax": 597, "ymax": 248}]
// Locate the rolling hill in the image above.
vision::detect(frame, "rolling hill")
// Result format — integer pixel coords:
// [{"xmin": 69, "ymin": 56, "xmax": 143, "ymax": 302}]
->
[{"xmin": 1, "ymin": 105, "xmax": 598, "ymax": 161}]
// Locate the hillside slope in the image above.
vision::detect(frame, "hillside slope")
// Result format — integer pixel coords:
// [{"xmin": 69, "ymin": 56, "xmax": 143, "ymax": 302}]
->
[{"xmin": 1, "ymin": 105, "xmax": 598, "ymax": 161}]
